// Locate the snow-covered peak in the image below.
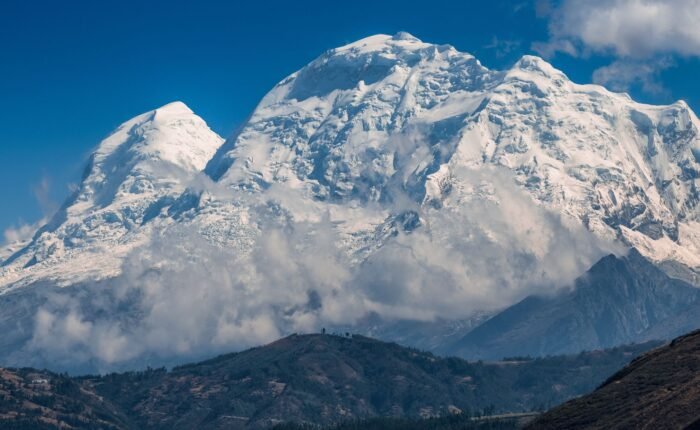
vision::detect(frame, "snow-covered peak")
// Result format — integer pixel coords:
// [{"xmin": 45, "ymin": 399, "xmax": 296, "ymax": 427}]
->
[
  {"xmin": 245, "ymin": 33, "xmax": 472, "ymax": 106},
  {"xmin": 153, "ymin": 100, "xmax": 193, "ymax": 115},
  {"xmin": 333, "ymin": 32, "xmax": 432, "ymax": 55},
  {"xmin": 3, "ymin": 34, "xmax": 700, "ymax": 292},
  {"xmin": 70, "ymin": 101, "xmax": 222, "ymax": 212},
  {"xmin": 511, "ymin": 55, "xmax": 564, "ymax": 77},
  {"xmin": 91, "ymin": 101, "xmax": 219, "ymax": 174},
  {"xmin": 0, "ymin": 102, "xmax": 223, "ymax": 286},
  {"xmin": 203, "ymin": 34, "xmax": 700, "ymax": 269},
  {"xmin": 206, "ymin": 33, "xmax": 492, "ymax": 186},
  {"xmin": 1, "ymin": 34, "xmax": 700, "ymax": 371},
  {"xmin": 91, "ymin": 101, "xmax": 221, "ymax": 200}
]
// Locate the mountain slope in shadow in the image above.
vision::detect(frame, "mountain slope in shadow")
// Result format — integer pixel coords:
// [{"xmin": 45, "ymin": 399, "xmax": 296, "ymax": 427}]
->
[
  {"xmin": 529, "ymin": 329, "xmax": 700, "ymax": 429},
  {"xmin": 0, "ymin": 334, "xmax": 658, "ymax": 429},
  {"xmin": 445, "ymin": 249, "xmax": 700, "ymax": 360}
]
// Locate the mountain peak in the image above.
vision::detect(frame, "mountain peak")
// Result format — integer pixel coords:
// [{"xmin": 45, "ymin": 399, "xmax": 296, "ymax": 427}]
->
[
  {"xmin": 73, "ymin": 102, "xmax": 223, "ymax": 212},
  {"xmin": 152, "ymin": 100, "xmax": 193, "ymax": 117},
  {"xmin": 93, "ymin": 101, "xmax": 222, "ymax": 173},
  {"xmin": 0, "ymin": 102, "xmax": 224, "ymax": 277},
  {"xmin": 511, "ymin": 54, "xmax": 565, "ymax": 78},
  {"xmin": 207, "ymin": 34, "xmax": 700, "ymax": 275},
  {"xmin": 207, "ymin": 33, "xmax": 486, "ymax": 183},
  {"xmin": 332, "ymin": 32, "xmax": 432, "ymax": 55},
  {"xmin": 391, "ymin": 31, "xmax": 420, "ymax": 42}
]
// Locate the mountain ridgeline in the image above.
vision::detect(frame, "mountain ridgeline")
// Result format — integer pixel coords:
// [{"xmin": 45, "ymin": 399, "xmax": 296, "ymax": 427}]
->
[
  {"xmin": 442, "ymin": 249, "xmax": 700, "ymax": 359},
  {"xmin": 529, "ymin": 329, "xmax": 700, "ymax": 429},
  {"xmin": 0, "ymin": 334, "xmax": 658, "ymax": 429}
]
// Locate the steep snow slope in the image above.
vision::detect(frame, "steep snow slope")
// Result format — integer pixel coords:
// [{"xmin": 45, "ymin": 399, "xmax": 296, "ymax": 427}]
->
[
  {"xmin": 0, "ymin": 101, "xmax": 223, "ymax": 288},
  {"xmin": 204, "ymin": 33, "xmax": 700, "ymax": 268},
  {"xmin": 206, "ymin": 33, "xmax": 498, "ymax": 197}
]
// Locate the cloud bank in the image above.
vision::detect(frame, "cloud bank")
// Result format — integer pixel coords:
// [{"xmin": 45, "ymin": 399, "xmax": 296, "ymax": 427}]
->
[{"xmin": 22, "ymin": 166, "xmax": 616, "ymax": 373}]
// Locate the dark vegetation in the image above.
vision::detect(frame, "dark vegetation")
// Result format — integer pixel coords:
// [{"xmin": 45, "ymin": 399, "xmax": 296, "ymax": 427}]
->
[
  {"xmin": 529, "ymin": 329, "xmax": 700, "ymax": 429},
  {"xmin": 0, "ymin": 368, "xmax": 128, "ymax": 429},
  {"xmin": 271, "ymin": 412, "xmax": 525, "ymax": 430},
  {"xmin": 0, "ymin": 333, "xmax": 659, "ymax": 429}
]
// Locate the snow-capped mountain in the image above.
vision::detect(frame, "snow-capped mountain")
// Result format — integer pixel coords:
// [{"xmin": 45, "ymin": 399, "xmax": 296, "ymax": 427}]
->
[
  {"xmin": 1, "ymin": 33, "xmax": 699, "ymax": 370},
  {"xmin": 204, "ymin": 32, "xmax": 700, "ymax": 268},
  {"xmin": 0, "ymin": 101, "xmax": 223, "ymax": 288}
]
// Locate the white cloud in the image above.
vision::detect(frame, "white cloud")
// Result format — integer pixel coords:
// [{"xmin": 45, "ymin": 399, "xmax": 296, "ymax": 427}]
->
[
  {"xmin": 531, "ymin": 38, "xmax": 577, "ymax": 59},
  {"xmin": 2, "ymin": 175, "xmax": 56, "ymax": 250},
  {"xmin": 2, "ymin": 218, "xmax": 47, "ymax": 263},
  {"xmin": 23, "ymin": 166, "xmax": 616, "ymax": 372},
  {"xmin": 32, "ymin": 175, "xmax": 58, "ymax": 217},
  {"xmin": 538, "ymin": 0, "xmax": 700, "ymax": 58},
  {"xmin": 2, "ymin": 175, "xmax": 55, "ymax": 249},
  {"xmin": 534, "ymin": 0, "xmax": 700, "ymax": 95}
]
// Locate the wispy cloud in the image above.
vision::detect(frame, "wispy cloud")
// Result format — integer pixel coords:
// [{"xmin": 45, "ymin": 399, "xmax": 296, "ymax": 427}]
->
[
  {"xmin": 592, "ymin": 58, "xmax": 674, "ymax": 95},
  {"xmin": 32, "ymin": 174, "xmax": 58, "ymax": 218},
  {"xmin": 1, "ymin": 174, "xmax": 56, "ymax": 250},
  {"xmin": 3, "ymin": 222, "xmax": 39, "ymax": 246},
  {"xmin": 484, "ymin": 36, "xmax": 523, "ymax": 58}
]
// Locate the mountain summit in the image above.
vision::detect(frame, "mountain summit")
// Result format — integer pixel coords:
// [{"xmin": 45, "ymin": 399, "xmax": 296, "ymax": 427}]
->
[
  {"xmin": 1, "ymin": 101, "xmax": 223, "ymax": 286},
  {"xmin": 205, "ymin": 31, "xmax": 700, "ymax": 266}
]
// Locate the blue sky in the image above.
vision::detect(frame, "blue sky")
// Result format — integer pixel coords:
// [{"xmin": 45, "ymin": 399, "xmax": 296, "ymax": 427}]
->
[{"xmin": 2, "ymin": 0, "xmax": 699, "ymax": 236}]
